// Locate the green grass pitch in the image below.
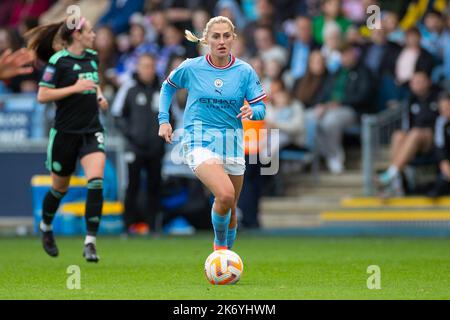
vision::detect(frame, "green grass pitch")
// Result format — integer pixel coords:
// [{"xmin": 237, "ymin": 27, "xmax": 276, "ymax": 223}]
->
[{"xmin": 0, "ymin": 234, "xmax": 449, "ymax": 299}]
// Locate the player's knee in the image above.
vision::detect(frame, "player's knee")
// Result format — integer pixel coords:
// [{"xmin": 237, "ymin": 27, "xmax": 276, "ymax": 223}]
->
[
  {"xmin": 51, "ymin": 178, "xmax": 70, "ymax": 194},
  {"xmin": 392, "ymin": 130, "xmax": 405, "ymax": 141},
  {"xmin": 408, "ymin": 128, "xmax": 422, "ymax": 138},
  {"xmin": 216, "ymin": 191, "xmax": 235, "ymax": 208}
]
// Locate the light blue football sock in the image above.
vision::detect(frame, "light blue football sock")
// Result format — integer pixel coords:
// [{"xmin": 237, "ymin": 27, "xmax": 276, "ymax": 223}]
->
[
  {"xmin": 211, "ymin": 208, "xmax": 231, "ymax": 247},
  {"xmin": 227, "ymin": 227, "xmax": 237, "ymax": 250}
]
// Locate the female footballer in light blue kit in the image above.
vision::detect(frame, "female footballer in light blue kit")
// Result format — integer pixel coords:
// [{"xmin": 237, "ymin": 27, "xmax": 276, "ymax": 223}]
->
[{"xmin": 158, "ymin": 16, "xmax": 266, "ymax": 251}]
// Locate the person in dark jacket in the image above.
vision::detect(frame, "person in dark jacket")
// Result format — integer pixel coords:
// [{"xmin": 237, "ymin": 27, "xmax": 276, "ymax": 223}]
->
[
  {"xmin": 293, "ymin": 49, "xmax": 328, "ymax": 108},
  {"xmin": 363, "ymin": 28, "xmax": 402, "ymax": 80},
  {"xmin": 362, "ymin": 27, "xmax": 402, "ymax": 110},
  {"xmin": 394, "ymin": 27, "xmax": 435, "ymax": 88},
  {"xmin": 428, "ymin": 92, "xmax": 450, "ymax": 197},
  {"xmin": 288, "ymin": 15, "xmax": 319, "ymax": 83},
  {"xmin": 305, "ymin": 43, "xmax": 373, "ymax": 174},
  {"xmin": 377, "ymin": 71, "xmax": 441, "ymax": 197},
  {"xmin": 111, "ymin": 54, "xmax": 164, "ymax": 233}
]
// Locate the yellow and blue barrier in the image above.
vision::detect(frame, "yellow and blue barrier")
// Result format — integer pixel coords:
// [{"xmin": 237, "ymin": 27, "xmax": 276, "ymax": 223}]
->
[{"xmin": 31, "ymin": 175, "xmax": 124, "ymax": 235}]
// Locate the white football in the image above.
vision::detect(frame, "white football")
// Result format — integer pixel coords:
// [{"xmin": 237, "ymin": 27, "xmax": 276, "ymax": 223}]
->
[{"xmin": 204, "ymin": 249, "xmax": 243, "ymax": 285}]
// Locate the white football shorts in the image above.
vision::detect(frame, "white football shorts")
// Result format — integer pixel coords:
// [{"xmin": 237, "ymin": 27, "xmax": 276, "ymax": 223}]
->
[{"xmin": 183, "ymin": 146, "xmax": 246, "ymax": 176}]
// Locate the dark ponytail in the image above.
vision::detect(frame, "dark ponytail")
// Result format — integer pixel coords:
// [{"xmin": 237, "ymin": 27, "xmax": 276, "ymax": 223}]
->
[{"xmin": 25, "ymin": 18, "xmax": 82, "ymax": 62}]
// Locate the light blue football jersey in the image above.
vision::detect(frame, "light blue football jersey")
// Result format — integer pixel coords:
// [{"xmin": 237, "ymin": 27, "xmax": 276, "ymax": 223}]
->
[{"xmin": 159, "ymin": 53, "xmax": 266, "ymax": 160}]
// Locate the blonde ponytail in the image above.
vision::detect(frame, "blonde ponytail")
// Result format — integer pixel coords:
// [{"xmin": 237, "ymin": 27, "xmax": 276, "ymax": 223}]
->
[
  {"xmin": 184, "ymin": 30, "xmax": 206, "ymax": 44},
  {"xmin": 185, "ymin": 16, "xmax": 236, "ymax": 46}
]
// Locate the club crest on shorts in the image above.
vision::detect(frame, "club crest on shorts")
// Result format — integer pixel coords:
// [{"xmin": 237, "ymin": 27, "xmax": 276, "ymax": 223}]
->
[{"xmin": 214, "ymin": 79, "xmax": 223, "ymax": 88}]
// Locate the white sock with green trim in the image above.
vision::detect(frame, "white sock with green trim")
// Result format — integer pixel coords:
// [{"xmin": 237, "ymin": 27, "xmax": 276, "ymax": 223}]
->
[
  {"xmin": 40, "ymin": 221, "xmax": 52, "ymax": 232},
  {"xmin": 84, "ymin": 235, "xmax": 96, "ymax": 245}
]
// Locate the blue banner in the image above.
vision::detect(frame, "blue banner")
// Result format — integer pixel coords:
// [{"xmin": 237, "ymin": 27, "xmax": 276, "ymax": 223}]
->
[{"xmin": 0, "ymin": 94, "xmax": 45, "ymax": 141}]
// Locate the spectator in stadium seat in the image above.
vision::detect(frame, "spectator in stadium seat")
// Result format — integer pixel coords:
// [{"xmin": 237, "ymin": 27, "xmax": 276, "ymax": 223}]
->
[
  {"xmin": 140, "ymin": 8, "xmax": 168, "ymax": 47},
  {"xmin": 306, "ymin": 43, "xmax": 372, "ymax": 174},
  {"xmin": 111, "ymin": 54, "xmax": 164, "ymax": 234},
  {"xmin": 192, "ymin": 8, "xmax": 211, "ymax": 56},
  {"xmin": 294, "ymin": 0, "xmax": 322, "ymax": 17},
  {"xmin": 94, "ymin": 26, "xmax": 119, "ymax": 96},
  {"xmin": 288, "ymin": 15, "xmax": 318, "ymax": 83},
  {"xmin": 382, "ymin": 10, "xmax": 405, "ymax": 45},
  {"xmin": 97, "ymin": 0, "xmax": 145, "ymax": 35},
  {"xmin": 398, "ymin": 0, "xmax": 446, "ymax": 32},
  {"xmin": 428, "ymin": 92, "xmax": 450, "ymax": 197},
  {"xmin": 0, "ymin": 27, "xmax": 21, "ymax": 54},
  {"xmin": 362, "ymin": 27, "xmax": 402, "ymax": 110},
  {"xmin": 265, "ymin": 79, "xmax": 306, "ymax": 157},
  {"xmin": 390, "ymin": 27, "xmax": 436, "ymax": 103},
  {"xmin": 362, "ymin": 27, "xmax": 402, "ymax": 80},
  {"xmin": 261, "ymin": 59, "xmax": 284, "ymax": 95},
  {"xmin": 156, "ymin": 24, "xmax": 190, "ymax": 79},
  {"xmin": 312, "ymin": 0, "xmax": 352, "ymax": 45},
  {"xmin": 419, "ymin": 9, "xmax": 445, "ymax": 60},
  {"xmin": 377, "ymin": 71, "xmax": 441, "ymax": 196},
  {"xmin": 293, "ymin": 49, "xmax": 328, "ymax": 108},
  {"xmin": 341, "ymin": 0, "xmax": 370, "ymax": 25},
  {"xmin": 231, "ymin": 33, "xmax": 251, "ymax": 62},
  {"xmin": 243, "ymin": 0, "xmax": 279, "ymax": 57},
  {"xmin": 249, "ymin": 56, "xmax": 264, "ymax": 80},
  {"xmin": 254, "ymin": 24, "xmax": 288, "ymax": 68},
  {"xmin": 115, "ymin": 22, "xmax": 158, "ymax": 84},
  {"xmin": 320, "ymin": 21, "xmax": 343, "ymax": 74},
  {"xmin": 215, "ymin": 0, "xmax": 247, "ymax": 32},
  {"xmin": 395, "ymin": 27, "xmax": 435, "ymax": 88},
  {"xmin": 345, "ymin": 25, "xmax": 365, "ymax": 48}
]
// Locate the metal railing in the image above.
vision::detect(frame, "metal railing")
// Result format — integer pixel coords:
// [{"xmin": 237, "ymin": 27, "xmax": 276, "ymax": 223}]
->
[{"xmin": 362, "ymin": 106, "xmax": 403, "ymax": 195}]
